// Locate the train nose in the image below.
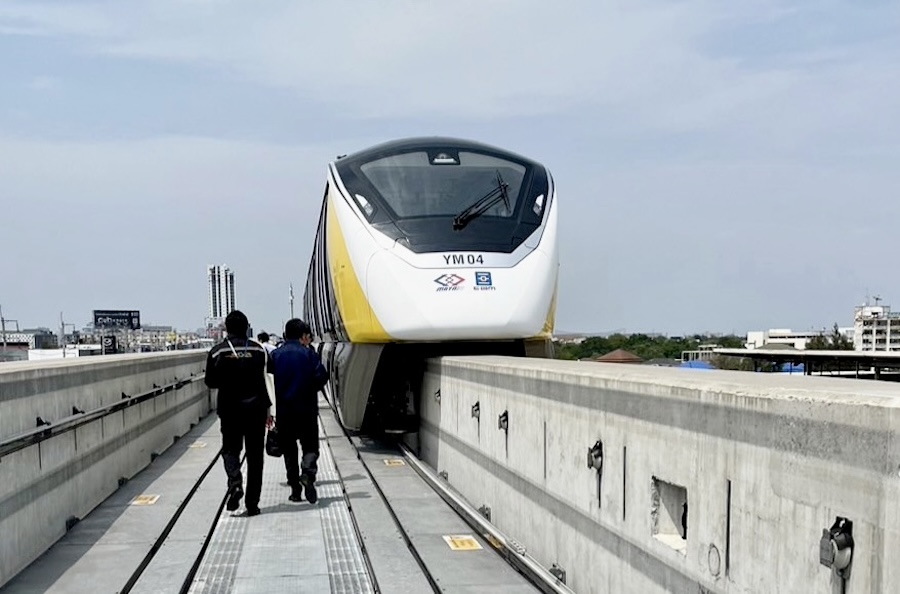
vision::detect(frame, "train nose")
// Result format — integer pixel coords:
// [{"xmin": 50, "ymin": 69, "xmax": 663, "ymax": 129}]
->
[{"xmin": 365, "ymin": 250, "xmax": 555, "ymax": 341}]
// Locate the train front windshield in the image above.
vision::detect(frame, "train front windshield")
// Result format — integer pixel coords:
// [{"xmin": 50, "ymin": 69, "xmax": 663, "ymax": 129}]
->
[
  {"xmin": 346, "ymin": 150, "xmax": 529, "ymax": 221},
  {"xmin": 345, "ymin": 150, "xmax": 527, "ymax": 220},
  {"xmin": 334, "ymin": 139, "xmax": 549, "ymax": 253}
]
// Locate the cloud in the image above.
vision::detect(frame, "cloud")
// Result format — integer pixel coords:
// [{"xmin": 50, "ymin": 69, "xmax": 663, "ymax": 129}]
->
[
  {"xmin": 0, "ymin": 2, "xmax": 113, "ymax": 37},
  {"xmin": 0, "ymin": 2, "xmax": 819, "ymax": 118},
  {"xmin": 2, "ymin": 0, "xmax": 897, "ymax": 155},
  {"xmin": 28, "ymin": 75, "xmax": 59, "ymax": 90}
]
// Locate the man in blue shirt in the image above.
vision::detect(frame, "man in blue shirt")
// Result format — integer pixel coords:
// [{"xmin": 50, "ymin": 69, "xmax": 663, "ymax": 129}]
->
[{"xmin": 272, "ymin": 318, "xmax": 329, "ymax": 503}]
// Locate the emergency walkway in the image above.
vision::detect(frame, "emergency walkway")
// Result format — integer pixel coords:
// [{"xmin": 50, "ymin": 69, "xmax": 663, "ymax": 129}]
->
[{"xmin": 1, "ymin": 400, "xmax": 540, "ymax": 594}]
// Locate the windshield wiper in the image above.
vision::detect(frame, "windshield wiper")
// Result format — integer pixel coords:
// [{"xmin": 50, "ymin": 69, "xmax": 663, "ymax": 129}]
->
[{"xmin": 452, "ymin": 171, "xmax": 510, "ymax": 231}]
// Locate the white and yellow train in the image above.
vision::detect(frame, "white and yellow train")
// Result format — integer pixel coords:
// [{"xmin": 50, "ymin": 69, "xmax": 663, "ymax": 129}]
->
[{"xmin": 304, "ymin": 137, "xmax": 559, "ymax": 432}]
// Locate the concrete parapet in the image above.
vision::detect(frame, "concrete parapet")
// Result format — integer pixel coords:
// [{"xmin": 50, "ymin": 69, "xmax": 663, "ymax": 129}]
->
[
  {"xmin": 417, "ymin": 356, "xmax": 900, "ymax": 594},
  {"xmin": 0, "ymin": 351, "xmax": 207, "ymax": 441},
  {"xmin": 0, "ymin": 352, "xmax": 210, "ymax": 587}
]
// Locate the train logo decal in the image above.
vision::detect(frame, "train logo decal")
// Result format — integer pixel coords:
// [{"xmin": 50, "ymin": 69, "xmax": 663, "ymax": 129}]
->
[
  {"xmin": 474, "ymin": 271, "xmax": 496, "ymax": 291},
  {"xmin": 434, "ymin": 274, "xmax": 466, "ymax": 291}
]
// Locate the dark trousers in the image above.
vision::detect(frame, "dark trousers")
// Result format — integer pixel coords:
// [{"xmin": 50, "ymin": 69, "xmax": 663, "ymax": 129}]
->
[
  {"xmin": 278, "ymin": 414, "xmax": 320, "ymax": 487},
  {"xmin": 220, "ymin": 410, "xmax": 267, "ymax": 507}
]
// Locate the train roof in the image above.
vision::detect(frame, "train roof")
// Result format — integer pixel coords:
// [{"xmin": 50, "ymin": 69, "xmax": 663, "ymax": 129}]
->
[{"xmin": 333, "ymin": 136, "xmax": 545, "ymax": 169}]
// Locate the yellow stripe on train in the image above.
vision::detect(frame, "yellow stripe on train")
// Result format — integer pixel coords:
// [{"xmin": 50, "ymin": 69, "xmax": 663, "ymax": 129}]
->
[{"xmin": 326, "ymin": 197, "xmax": 391, "ymax": 342}]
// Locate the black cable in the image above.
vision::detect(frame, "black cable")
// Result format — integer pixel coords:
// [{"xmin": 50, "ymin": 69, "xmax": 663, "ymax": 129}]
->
[
  {"xmin": 120, "ymin": 448, "xmax": 223, "ymax": 594},
  {"xmin": 176, "ymin": 451, "xmax": 247, "ymax": 594},
  {"xmin": 177, "ymin": 471, "xmax": 232, "ymax": 594}
]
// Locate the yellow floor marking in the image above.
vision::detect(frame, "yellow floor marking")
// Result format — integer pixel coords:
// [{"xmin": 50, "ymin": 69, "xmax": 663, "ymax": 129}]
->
[
  {"xmin": 383, "ymin": 459, "xmax": 406, "ymax": 467},
  {"xmin": 131, "ymin": 494, "xmax": 160, "ymax": 505},
  {"xmin": 442, "ymin": 535, "xmax": 483, "ymax": 551}
]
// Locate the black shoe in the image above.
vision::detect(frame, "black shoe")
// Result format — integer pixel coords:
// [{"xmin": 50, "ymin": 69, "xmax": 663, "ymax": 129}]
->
[
  {"xmin": 289, "ymin": 484, "xmax": 303, "ymax": 502},
  {"xmin": 300, "ymin": 475, "xmax": 317, "ymax": 504},
  {"xmin": 226, "ymin": 486, "xmax": 243, "ymax": 512},
  {"xmin": 246, "ymin": 506, "xmax": 260, "ymax": 517}
]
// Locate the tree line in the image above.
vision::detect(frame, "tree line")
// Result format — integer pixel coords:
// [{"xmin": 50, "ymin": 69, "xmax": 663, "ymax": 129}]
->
[
  {"xmin": 554, "ymin": 333, "xmax": 745, "ymax": 361},
  {"xmin": 554, "ymin": 323, "xmax": 853, "ymax": 371},
  {"xmin": 805, "ymin": 323, "xmax": 854, "ymax": 351}
]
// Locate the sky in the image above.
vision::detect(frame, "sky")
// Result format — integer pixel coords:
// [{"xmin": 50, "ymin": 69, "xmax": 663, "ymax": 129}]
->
[{"xmin": 1, "ymin": 0, "xmax": 898, "ymax": 336}]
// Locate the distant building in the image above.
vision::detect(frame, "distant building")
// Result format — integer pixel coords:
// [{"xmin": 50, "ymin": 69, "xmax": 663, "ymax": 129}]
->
[
  {"xmin": 854, "ymin": 303, "xmax": 900, "ymax": 352},
  {"xmin": 3, "ymin": 329, "xmax": 58, "ymax": 350},
  {"xmin": 681, "ymin": 343, "xmax": 721, "ymax": 362},
  {"xmin": 589, "ymin": 349, "xmax": 643, "ymax": 364},
  {"xmin": 0, "ymin": 344, "xmax": 28, "ymax": 362},
  {"xmin": 746, "ymin": 329, "xmax": 824, "ymax": 350},
  {"xmin": 27, "ymin": 344, "xmax": 102, "ymax": 361},
  {"xmin": 554, "ymin": 333, "xmax": 587, "ymax": 345},
  {"xmin": 744, "ymin": 328, "xmax": 852, "ymax": 350},
  {"xmin": 207, "ymin": 265, "xmax": 236, "ymax": 324}
]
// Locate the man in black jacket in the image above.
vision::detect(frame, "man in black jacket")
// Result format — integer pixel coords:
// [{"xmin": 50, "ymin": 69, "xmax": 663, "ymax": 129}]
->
[
  {"xmin": 205, "ymin": 310, "xmax": 274, "ymax": 516},
  {"xmin": 272, "ymin": 319, "xmax": 329, "ymax": 503}
]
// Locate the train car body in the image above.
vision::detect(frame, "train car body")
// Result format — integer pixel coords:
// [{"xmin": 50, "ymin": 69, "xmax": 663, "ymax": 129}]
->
[{"xmin": 304, "ymin": 137, "xmax": 558, "ymax": 432}]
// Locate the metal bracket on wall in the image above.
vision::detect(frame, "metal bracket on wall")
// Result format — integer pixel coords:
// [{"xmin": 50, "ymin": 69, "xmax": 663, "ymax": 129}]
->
[{"xmin": 550, "ymin": 563, "xmax": 567, "ymax": 584}]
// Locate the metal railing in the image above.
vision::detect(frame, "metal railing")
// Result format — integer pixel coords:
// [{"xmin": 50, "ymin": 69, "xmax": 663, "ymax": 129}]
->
[{"xmin": 0, "ymin": 374, "xmax": 205, "ymax": 461}]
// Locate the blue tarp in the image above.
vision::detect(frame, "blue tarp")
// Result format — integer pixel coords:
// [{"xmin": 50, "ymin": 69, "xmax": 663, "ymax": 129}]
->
[
  {"xmin": 680, "ymin": 360, "xmax": 716, "ymax": 370},
  {"xmin": 780, "ymin": 363, "xmax": 805, "ymax": 374}
]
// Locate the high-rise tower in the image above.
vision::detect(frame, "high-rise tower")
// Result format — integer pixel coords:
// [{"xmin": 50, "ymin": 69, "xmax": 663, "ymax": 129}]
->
[{"xmin": 207, "ymin": 265, "xmax": 235, "ymax": 324}]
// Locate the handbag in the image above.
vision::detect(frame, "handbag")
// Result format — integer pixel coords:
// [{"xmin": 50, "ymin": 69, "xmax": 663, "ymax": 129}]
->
[{"xmin": 266, "ymin": 426, "xmax": 282, "ymax": 457}]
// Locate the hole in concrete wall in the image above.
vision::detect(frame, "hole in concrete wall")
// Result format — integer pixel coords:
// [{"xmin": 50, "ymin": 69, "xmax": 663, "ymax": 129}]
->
[
  {"xmin": 725, "ymin": 479, "xmax": 732, "ymax": 576},
  {"xmin": 651, "ymin": 477, "xmax": 688, "ymax": 553}
]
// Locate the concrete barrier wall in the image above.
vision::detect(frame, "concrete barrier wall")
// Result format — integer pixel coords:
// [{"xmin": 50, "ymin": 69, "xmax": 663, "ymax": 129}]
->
[
  {"xmin": 0, "ymin": 352, "xmax": 210, "ymax": 587},
  {"xmin": 417, "ymin": 356, "xmax": 900, "ymax": 594},
  {"xmin": 0, "ymin": 352, "xmax": 207, "ymax": 441}
]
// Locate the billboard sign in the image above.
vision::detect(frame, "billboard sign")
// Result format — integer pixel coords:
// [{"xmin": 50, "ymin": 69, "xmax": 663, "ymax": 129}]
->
[
  {"xmin": 93, "ymin": 310, "xmax": 141, "ymax": 330},
  {"xmin": 101, "ymin": 335, "xmax": 118, "ymax": 353}
]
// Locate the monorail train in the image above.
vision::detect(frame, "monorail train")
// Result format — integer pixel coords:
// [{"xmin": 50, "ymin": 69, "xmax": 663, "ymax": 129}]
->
[{"xmin": 303, "ymin": 137, "xmax": 558, "ymax": 433}]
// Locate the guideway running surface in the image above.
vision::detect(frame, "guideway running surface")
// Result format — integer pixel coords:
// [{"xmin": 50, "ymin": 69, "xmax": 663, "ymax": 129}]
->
[
  {"xmin": 5, "ymin": 404, "xmax": 541, "ymax": 593},
  {"xmin": 188, "ymin": 418, "xmax": 374, "ymax": 594},
  {"xmin": 189, "ymin": 401, "xmax": 540, "ymax": 593},
  {"xmin": 1, "ymin": 414, "xmax": 224, "ymax": 594}
]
